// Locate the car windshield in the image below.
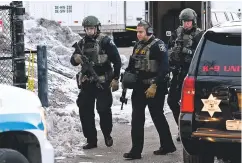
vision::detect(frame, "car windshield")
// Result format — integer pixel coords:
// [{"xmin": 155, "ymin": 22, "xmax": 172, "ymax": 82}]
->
[{"xmin": 197, "ymin": 32, "xmax": 241, "ymax": 77}]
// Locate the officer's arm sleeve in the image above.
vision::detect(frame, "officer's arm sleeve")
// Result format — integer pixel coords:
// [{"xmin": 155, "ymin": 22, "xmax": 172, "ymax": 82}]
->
[
  {"xmin": 152, "ymin": 42, "xmax": 169, "ymax": 85},
  {"xmin": 70, "ymin": 41, "xmax": 82, "ymax": 66},
  {"xmin": 103, "ymin": 37, "xmax": 122, "ymax": 80}
]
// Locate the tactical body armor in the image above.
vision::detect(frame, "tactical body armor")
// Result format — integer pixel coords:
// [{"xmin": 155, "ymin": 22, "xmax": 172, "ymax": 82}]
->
[
  {"xmin": 75, "ymin": 16, "xmax": 114, "ymax": 89},
  {"xmin": 80, "ymin": 33, "xmax": 109, "ymax": 66},
  {"xmin": 172, "ymin": 27, "xmax": 201, "ymax": 64},
  {"xmin": 122, "ymin": 38, "xmax": 161, "ymax": 88},
  {"xmin": 76, "ymin": 33, "xmax": 113, "ymax": 89},
  {"xmin": 169, "ymin": 8, "xmax": 202, "ymax": 68},
  {"xmin": 81, "ymin": 15, "xmax": 110, "ymax": 67},
  {"xmin": 132, "ymin": 39, "xmax": 160, "ymax": 73}
]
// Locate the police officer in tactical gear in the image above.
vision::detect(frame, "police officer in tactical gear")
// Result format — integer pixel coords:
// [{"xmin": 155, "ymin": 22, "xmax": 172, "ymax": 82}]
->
[
  {"xmin": 122, "ymin": 20, "xmax": 176, "ymax": 160},
  {"xmin": 167, "ymin": 8, "xmax": 204, "ymax": 141},
  {"xmin": 70, "ymin": 15, "xmax": 121, "ymax": 149}
]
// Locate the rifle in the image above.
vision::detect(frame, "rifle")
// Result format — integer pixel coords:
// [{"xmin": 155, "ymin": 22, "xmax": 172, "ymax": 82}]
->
[
  {"xmin": 120, "ymin": 88, "xmax": 128, "ymax": 110},
  {"xmin": 72, "ymin": 42, "xmax": 104, "ymax": 90},
  {"xmin": 119, "ymin": 73, "xmax": 128, "ymax": 110}
]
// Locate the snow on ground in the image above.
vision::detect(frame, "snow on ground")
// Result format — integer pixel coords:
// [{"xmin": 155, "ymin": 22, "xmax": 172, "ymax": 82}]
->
[{"xmin": 23, "ymin": 16, "xmax": 172, "ymax": 158}]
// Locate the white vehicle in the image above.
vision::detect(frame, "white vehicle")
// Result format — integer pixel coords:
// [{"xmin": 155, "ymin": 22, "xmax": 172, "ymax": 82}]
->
[
  {"xmin": 0, "ymin": 84, "xmax": 54, "ymax": 163},
  {"xmin": 23, "ymin": 1, "xmax": 145, "ymax": 46}
]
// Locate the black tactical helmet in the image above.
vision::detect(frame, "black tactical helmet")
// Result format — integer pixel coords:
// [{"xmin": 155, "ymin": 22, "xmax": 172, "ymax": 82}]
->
[
  {"xmin": 82, "ymin": 16, "xmax": 101, "ymax": 27},
  {"xmin": 179, "ymin": 8, "xmax": 197, "ymax": 26}
]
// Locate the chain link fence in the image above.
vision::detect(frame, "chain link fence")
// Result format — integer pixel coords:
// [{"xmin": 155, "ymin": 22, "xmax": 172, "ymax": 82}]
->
[
  {"xmin": 0, "ymin": 7, "xmax": 13, "ymax": 85},
  {"xmin": 0, "ymin": 2, "xmax": 47, "ymax": 105}
]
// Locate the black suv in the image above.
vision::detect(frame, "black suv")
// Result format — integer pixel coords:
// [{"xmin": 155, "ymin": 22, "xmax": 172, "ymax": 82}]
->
[{"xmin": 179, "ymin": 21, "xmax": 241, "ymax": 163}]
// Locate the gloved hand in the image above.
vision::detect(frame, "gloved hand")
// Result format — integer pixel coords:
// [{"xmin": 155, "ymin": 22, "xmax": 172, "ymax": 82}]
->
[
  {"xmin": 182, "ymin": 47, "xmax": 193, "ymax": 55},
  {"xmin": 110, "ymin": 79, "xmax": 119, "ymax": 92},
  {"xmin": 73, "ymin": 53, "xmax": 82, "ymax": 64},
  {"xmin": 145, "ymin": 84, "xmax": 157, "ymax": 98}
]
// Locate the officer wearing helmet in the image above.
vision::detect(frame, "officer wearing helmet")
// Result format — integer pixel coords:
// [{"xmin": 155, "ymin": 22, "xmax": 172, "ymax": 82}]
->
[
  {"xmin": 70, "ymin": 16, "xmax": 121, "ymax": 149},
  {"xmin": 122, "ymin": 20, "xmax": 176, "ymax": 160},
  {"xmin": 167, "ymin": 8, "xmax": 204, "ymax": 141}
]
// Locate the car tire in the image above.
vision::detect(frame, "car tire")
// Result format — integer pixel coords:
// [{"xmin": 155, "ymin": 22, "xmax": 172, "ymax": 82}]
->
[
  {"xmin": 0, "ymin": 148, "xmax": 29, "ymax": 163},
  {"xmin": 183, "ymin": 148, "xmax": 214, "ymax": 163},
  {"xmin": 230, "ymin": 156, "xmax": 241, "ymax": 163}
]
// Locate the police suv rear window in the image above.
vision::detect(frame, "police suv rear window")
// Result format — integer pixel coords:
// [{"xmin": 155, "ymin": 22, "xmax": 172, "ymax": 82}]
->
[{"xmin": 197, "ymin": 32, "xmax": 241, "ymax": 77}]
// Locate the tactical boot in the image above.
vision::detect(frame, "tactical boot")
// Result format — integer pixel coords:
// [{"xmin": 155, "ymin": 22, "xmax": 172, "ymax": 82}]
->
[
  {"xmin": 153, "ymin": 147, "xmax": 176, "ymax": 155},
  {"xmin": 104, "ymin": 136, "xmax": 113, "ymax": 147},
  {"xmin": 123, "ymin": 152, "xmax": 141, "ymax": 160},
  {"xmin": 82, "ymin": 142, "xmax": 97, "ymax": 150}
]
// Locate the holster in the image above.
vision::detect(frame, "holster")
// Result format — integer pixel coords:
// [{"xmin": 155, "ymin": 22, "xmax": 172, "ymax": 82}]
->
[{"xmin": 121, "ymin": 71, "xmax": 137, "ymax": 89}]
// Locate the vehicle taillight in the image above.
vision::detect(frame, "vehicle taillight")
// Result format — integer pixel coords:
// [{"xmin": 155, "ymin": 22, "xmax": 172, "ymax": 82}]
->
[{"xmin": 180, "ymin": 76, "xmax": 195, "ymax": 113}]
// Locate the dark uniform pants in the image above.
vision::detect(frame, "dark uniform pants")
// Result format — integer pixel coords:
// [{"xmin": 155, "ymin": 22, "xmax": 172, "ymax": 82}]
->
[
  {"xmin": 76, "ymin": 82, "xmax": 113, "ymax": 144},
  {"xmin": 130, "ymin": 84, "xmax": 175, "ymax": 154},
  {"xmin": 167, "ymin": 72, "xmax": 186, "ymax": 125}
]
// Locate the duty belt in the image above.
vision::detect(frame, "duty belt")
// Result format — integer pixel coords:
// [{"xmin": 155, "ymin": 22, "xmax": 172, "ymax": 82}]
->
[
  {"xmin": 88, "ymin": 75, "xmax": 106, "ymax": 83},
  {"xmin": 142, "ymin": 78, "xmax": 155, "ymax": 85},
  {"xmin": 142, "ymin": 77, "xmax": 169, "ymax": 85}
]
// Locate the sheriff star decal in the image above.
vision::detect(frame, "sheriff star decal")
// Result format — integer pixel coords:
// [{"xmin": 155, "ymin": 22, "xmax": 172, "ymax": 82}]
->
[
  {"xmin": 201, "ymin": 94, "xmax": 222, "ymax": 117},
  {"xmin": 158, "ymin": 44, "xmax": 166, "ymax": 52}
]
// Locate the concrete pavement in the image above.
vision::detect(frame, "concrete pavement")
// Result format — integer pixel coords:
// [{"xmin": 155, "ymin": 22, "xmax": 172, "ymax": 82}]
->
[{"xmin": 59, "ymin": 113, "xmax": 183, "ymax": 163}]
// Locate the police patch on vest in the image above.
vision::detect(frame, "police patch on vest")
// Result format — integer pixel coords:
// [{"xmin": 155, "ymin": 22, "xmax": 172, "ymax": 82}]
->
[
  {"xmin": 140, "ymin": 50, "xmax": 146, "ymax": 55},
  {"xmin": 134, "ymin": 49, "xmax": 146, "ymax": 55},
  {"xmin": 158, "ymin": 44, "xmax": 166, "ymax": 52},
  {"xmin": 135, "ymin": 49, "xmax": 139, "ymax": 54}
]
